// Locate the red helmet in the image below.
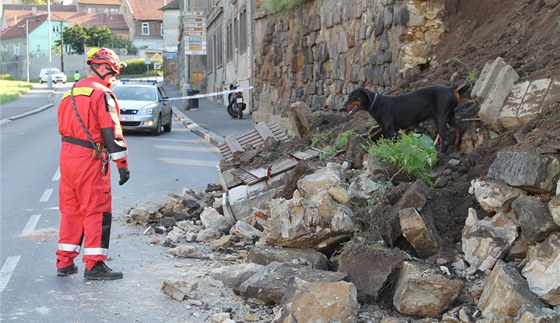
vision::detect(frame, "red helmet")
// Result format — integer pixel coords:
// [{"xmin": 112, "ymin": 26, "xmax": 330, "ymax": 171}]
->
[{"xmin": 86, "ymin": 48, "xmax": 126, "ymax": 74}]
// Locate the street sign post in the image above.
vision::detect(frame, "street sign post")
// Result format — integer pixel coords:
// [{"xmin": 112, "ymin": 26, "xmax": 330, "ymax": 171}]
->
[{"xmin": 183, "ymin": 11, "xmax": 207, "ymax": 55}]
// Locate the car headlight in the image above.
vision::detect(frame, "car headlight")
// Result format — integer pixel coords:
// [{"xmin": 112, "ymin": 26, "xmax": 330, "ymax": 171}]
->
[{"xmin": 138, "ymin": 103, "xmax": 157, "ymax": 115}]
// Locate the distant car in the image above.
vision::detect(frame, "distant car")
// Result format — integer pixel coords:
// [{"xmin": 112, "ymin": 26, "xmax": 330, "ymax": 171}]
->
[
  {"xmin": 39, "ymin": 68, "xmax": 67, "ymax": 84},
  {"xmin": 112, "ymin": 79, "xmax": 172, "ymax": 135}
]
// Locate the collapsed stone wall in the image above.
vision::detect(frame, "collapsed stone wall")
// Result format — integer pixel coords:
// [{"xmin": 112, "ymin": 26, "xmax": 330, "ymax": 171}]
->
[{"xmin": 252, "ymin": 0, "xmax": 446, "ymax": 132}]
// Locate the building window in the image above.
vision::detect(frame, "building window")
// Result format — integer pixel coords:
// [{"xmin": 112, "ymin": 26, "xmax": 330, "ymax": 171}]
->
[
  {"xmin": 233, "ymin": 17, "xmax": 238, "ymax": 51},
  {"xmin": 207, "ymin": 34, "xmax": 213, "ymax": 73},
  {"xmin": 14, "ymin": 43, "xmax": 20, "ymax": 56},
  {"xmin": 87, "ymin": 7, "xmax": 96, "ymax": 13},
  {"xmin": 216, "ymin": 28, "xmax": 223, "ymax": 68},
  {"xmin": 142, "ymin": 23, "xmax": 149, "ymax": 35},
  {"xmin": 226, "ymin": 22, "xmax": 232, "ymax": 62},
  {"xmin": 161, "ymin": 23, "xmax": 164, "ymax": 35},
  {"xmin": 239, "ymin": 8, "xmax": 247, "ymax": 54}
]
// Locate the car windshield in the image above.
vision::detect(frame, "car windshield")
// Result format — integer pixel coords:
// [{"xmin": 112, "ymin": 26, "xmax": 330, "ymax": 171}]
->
[
  {"xmin": 113, "ymin": 86, "xmax": 156, "ymax": 102},
  {"xmin": 47, "ymin": 68, "xmax": 61, "ymax": 74}
]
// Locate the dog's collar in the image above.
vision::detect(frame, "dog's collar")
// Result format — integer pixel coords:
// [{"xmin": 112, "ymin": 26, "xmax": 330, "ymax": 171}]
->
[
  {"xmin": 349, "ymin": 92, "xmax": 378, "ymax": 116},
  {"xmin": 368, "ymin": 93, "xmax": 378, "ymax": 111}
]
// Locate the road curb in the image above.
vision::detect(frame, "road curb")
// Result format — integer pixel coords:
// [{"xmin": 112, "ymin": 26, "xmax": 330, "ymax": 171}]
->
[
  {"xmin": 172, "ymin": 106, "xmax": 224, "ymax": 146},
  {"xmin": 0, "ymin": 90, "xmax": 55, "ymax": 125}
]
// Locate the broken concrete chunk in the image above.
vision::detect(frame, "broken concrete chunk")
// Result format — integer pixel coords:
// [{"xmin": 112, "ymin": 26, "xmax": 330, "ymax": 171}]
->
[
  {"xmin": 469, "ymin": 179, "xmax": 525, "ymax": 212},
  {"xmin": 247, "ymin": 247, "xmax": 329, "ymax": 270},
  {"xmin": 275, "ymin": 277, "xmax": 358, "ymax": 322},
  {"xmin": 461, "ymin": 208, "xmax": 519, "ymax": 271},
  {"xmin": 512, "ymin": 195, "xmax": 560, "ymax": 243},
  {"xmin": 487, "ymin": 151, "xmax": 560, "ymax": 194},
  {"xmin": 210, "ymin": 263, "xmax": 265, "ymax": 289},
  {"xmin": 477, "ymin": 260, "xmax": 545, "ymax": 320},
  {"xmin": 514, "ymin": 303, "xmax": 560, "ymax": 323},
  {"xmin": 337, "ymin": 243, "xmax": 408, "ymax": 301},
  {"xmin": 399, "ymin": 207, "xmax": 441, "ymax": 258},
  {"xmin": 522, "ymin": 233, "xmax": 560, "ymax": 306},
  {"xmin": 235, "ymin": 262, "xmax": 347, "ymax": 305},
  {"xmin": 393, "ymin": 261, "xmax": 463, "ymax": 318}
]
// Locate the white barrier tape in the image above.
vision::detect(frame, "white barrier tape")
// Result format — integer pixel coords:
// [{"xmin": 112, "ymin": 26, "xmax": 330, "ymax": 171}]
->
[{"xmin": 166, "ymin": 86, "xmax": 253, "ymax": 102}]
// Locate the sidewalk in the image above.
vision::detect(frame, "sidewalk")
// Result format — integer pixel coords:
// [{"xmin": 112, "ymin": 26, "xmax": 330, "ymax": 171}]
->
[
  {"xmin": 163, "ymin": 84, "xmax": 254, "ymax": 146},
  {"xmin": 0, "ymin": 83, "xmax": 254, "ymax": 147},
  {"xmin": 0, "ymin": 85, "xmax": 54, "ymax": 125}
]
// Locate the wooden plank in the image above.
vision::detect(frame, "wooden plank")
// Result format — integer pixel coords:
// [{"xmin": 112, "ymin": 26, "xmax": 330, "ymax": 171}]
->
[
  {"xmin": 224, "ymin": 136, "xmax": 244, "ymax": 153},
  {"xmin": 255, "ymin": 123, "xmax": 275, "ymax": 140}
]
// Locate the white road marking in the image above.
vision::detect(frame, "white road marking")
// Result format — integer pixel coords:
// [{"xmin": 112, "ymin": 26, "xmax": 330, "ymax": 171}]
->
[
  {"xmin": 52, "ymin": 168, "xmax": 60, "ymax": 181},
  {"xmin": 0, "ymin": 256, "xmax": 21, "ymax": 293},
  {"xmin": 21, "ymin": 214, "xmax": 41, "ymax": 237},
  {"xmin": 39, "ymin": 189, "xmax": 53, "ymax": 202}
]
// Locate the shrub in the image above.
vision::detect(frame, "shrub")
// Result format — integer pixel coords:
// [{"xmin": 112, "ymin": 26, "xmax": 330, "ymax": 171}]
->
[
  {"xmin": 120, "ymin": 58, "xmax": 162, "ymax": 77},
  {"xmin": 321, "ymin": 129, "xmax": 356, "ymax": 158},
  {"xmin": 364, "ymin": 132, "xmax": 438, "ymax": 186}
]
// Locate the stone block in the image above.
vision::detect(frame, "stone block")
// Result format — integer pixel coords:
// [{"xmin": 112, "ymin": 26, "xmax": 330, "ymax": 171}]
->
[
  {"xmin": 541, "ymin": 79, "xmax": 560, "ymax": 111},
  {"xmin": 487, "ymin": 151, "xmax": 560, "ymax": 194},
  {"xmin": 512, "ymin": 195, "xmax": 560, "ymax": 243},
  {"xmin": 498, "ymin": 81, "xmax": 530, "ymax": 129},
  {"xmin": 478, "ymin": 64, "xmax": 519, "ymax": 130},
  {"xmin": 522, "ymin": 233, "xmax": 560, "ymax": 306},
  {"xmin": 478, "ymin": 260, "xmax": 545, "ymax": 319},
  {"xmin": 517, "ymin": 78, "xmax": 551, "ymax": 125},
  {"xmin": 471, "ymin": 57, "xmax": 507, "ymax": 103}
]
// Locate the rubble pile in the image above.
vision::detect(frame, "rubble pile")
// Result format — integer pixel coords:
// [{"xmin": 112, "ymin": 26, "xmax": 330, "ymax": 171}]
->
[{"xmin": 124, "ymin": 60, "xmax": 560, "ymax": 321}]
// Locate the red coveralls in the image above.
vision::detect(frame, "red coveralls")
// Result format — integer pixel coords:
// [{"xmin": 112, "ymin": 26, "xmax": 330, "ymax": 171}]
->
[{"xmin": 56, "ymin": 78, "xmax": 128, "ymax": 271}]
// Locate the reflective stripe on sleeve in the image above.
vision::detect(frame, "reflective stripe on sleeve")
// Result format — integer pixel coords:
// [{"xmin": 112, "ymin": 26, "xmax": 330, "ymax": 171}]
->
[
  {"xmin": 83, "ymin": 247, "xmax": 108, "ymax": 256},
  {"xmin": 58, "ymin": 243, "xmax": 81, "ymax": 252},
  {"xmin": 109, "ymin": 150, "xmax": 127, "ymax": 160}
]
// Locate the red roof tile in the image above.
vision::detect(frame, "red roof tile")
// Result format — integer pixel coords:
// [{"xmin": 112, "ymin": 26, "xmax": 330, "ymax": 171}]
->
[
  {"xmin": 126, "ymin": 0, "xmax": 164, "ymax": 20},
  {"xmin": 77, "ymin": 0, "xmax": 122, "ymax": 5}
]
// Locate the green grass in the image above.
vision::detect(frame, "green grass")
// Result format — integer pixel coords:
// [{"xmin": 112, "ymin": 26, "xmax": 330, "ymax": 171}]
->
[{"xmin": 0, "ymin": 75, "xmax": 33, "ymax": 105}]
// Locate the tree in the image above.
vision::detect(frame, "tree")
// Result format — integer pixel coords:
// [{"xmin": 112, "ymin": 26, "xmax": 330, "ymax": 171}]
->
[
  {"xmin": 86, "ymin": 26, "xmax": 112, "ymax": 48},
  {"xmin": 22, "ymin": 0, "xmax": 47, "ymax": 4},
  {"xmin": 58, "ymin": 24, "xmax": 137, "ymax": 55},
  {"xmin": 61, "ymin": 24, "xmax": 89, "ymax": 54}
]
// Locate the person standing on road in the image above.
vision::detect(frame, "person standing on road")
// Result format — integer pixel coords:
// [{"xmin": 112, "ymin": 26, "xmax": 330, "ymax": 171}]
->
[
  {"xmin": 73, "ymin": 70, "xmax": 81, "ymax": 82},
  {"xmin": 56, "ymin": 48, "xmax": 130, "ymax": 280}
]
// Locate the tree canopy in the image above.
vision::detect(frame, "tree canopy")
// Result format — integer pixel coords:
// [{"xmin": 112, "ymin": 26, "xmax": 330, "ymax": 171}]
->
[{"xmin": 57, "ymin": 24, "xmax": 137, "ymax": 55}]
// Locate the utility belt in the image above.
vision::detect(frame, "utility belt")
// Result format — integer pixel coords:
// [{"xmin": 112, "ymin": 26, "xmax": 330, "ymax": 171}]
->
[{"xmin": 62, "ymin": 136, "xmax": 108, "ymax": 162}]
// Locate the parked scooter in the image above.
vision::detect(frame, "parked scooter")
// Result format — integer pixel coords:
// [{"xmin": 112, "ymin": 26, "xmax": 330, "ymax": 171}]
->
[{"xmin": 226, "ymin": 84, "xmax": 246, "ymax": 119}]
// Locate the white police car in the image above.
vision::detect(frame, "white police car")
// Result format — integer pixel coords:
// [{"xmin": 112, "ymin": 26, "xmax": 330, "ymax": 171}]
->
[{"xmin": 112, "ymin": 79, "xmax": 172, "ymax": 135}]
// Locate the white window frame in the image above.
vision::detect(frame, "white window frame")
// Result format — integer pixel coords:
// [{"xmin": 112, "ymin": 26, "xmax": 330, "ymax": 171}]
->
[
  {"xmin": 160, "ymin": 23, "xmax": 164, "ymax": 35},
  {"xmin": 14, "ymin": 43, "xmax": 20, "ymax": 56},
  {"xmin": 142, "ymin": 22, "xmax": 149, "ymax": 36}
]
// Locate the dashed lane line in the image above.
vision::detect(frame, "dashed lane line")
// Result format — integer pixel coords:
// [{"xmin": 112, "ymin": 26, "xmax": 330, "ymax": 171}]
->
[
  {"xmin": 20, "ymin": 214, "xmax": 41, "ymax": 237},
  {"xmin": 39, "ymin": 189, "xmax": 53, "ymax": 202},
  {"xmin": 0, "ymin": 256, "xmax": 20, "ymax": 293}
]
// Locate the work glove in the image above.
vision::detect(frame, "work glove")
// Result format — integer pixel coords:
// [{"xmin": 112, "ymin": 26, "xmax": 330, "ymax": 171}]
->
[{"xmin": 118, "ymin": 167, "xmax": 130, "ymax": 186}]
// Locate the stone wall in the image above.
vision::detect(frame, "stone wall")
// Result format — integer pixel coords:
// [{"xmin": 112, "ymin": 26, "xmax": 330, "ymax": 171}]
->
[{"xmin": 252, "ymin": 0, "xmax": 446, "ymax": 132}]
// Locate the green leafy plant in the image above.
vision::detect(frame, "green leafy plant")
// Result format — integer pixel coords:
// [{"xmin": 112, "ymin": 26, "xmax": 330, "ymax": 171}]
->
[
  {"xmin": 318, "ymin": 129, "xmax": 356, "ymax": 158},
  {"xmin": 364, "ymin": 132, "xmax": 438, "ymax": 186},
  {"xmin": 310, "ymin": 129, "xmax": 332, "ymax": 148},
  {"xmin": 467, "ymin": 71, "xmax": 477, "ymax": 88},
  {"xmin": 556, "ymin": 16, "xmax": 560, "ymax": 27}
]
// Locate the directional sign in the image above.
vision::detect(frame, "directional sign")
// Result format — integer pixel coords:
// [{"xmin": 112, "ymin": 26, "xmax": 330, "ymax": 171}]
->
[
  {"xmin": 154, "ymin": 62, "xmax": 161, "ymax": 70},
  {"xmin": 183, "ymin": 11, "xmax": 207, "ymax": 55}
]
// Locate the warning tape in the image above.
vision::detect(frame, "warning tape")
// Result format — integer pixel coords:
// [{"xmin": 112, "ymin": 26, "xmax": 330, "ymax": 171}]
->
[{"xmin": 165, "ymin": 86, "xmax": 253, "ymax": 102}]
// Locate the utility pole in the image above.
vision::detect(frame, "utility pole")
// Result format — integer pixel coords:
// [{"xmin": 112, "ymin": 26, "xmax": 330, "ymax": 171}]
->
[
  {"xmin": 47, "ymin": 0, "xmax": 53, "ymax": 89},
  {"xmin": 59, "ymin": 21, "xmax": 64, "ymax": 73}
]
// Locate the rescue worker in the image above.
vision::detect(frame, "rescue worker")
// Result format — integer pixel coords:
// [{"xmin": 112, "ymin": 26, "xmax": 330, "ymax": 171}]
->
[{"xmin": 56, "ymin": 48, "xmax": 130, "ymax": 280}]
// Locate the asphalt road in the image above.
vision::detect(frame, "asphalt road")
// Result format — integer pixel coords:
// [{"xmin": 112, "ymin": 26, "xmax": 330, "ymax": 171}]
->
[{"xmin": 0, "ymin": 83, "xmax": 255, "ymax": 322}]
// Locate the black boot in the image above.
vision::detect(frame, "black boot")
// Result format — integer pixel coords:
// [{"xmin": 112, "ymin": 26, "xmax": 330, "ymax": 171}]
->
[
  {"xmin": 84, "ymin": 262, "xmax": 123, "ymax": 280},
  {"xmin": 57, "ymin": 263, "xmax": 78, "ymax": 276}
]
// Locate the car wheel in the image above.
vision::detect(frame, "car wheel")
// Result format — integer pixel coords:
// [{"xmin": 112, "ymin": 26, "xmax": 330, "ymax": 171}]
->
[
  {"xmin": 40, "ymin": 79, "xmax": 44, "ymax": 84},
  {"xmin": 163, "ymin": 115, "xmax": 172, "ymax": 132},
  {"xmin": 151, "ymin": 115, "xmax": 162, "ymax": 136}
]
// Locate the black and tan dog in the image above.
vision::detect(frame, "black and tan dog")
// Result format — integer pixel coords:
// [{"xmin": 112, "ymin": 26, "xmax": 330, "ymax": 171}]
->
[{"xmin": 343, "ymin": 85, "xmax": 461, "ymax": 152}]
